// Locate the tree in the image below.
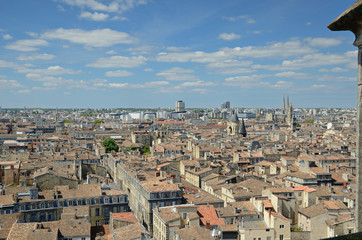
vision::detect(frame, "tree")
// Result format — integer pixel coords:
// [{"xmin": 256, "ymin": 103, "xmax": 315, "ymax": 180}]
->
[
  {"xmin": 102, "ymin": 138, "xmax": 119, "ymax": 153},
  {"xmin": 63, "ymin": 119, "xmax": 70, "ymax": 123},
  {"xmin": 141, "ymin": 144, "xmax": 151, "ymax": 155},
  {"xmin": 305, "ymin": 119, "xmax": 314, "ymax": 124},
  {"xmin": 94, "ymin": 120, "xmax": 104, "ymax": 124}
]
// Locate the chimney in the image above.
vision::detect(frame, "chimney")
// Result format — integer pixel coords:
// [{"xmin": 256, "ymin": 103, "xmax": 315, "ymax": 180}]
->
[
  {"xmin": 12, "ymin": 193, "xmax": 18, "ymax": 202},
  {"xmin": 268, "ymin": 209, "xmax": 271, "ymax": 218},
  {"xmin": 206, "ymin": 221, "xmax": 210, "ymax": 229}
]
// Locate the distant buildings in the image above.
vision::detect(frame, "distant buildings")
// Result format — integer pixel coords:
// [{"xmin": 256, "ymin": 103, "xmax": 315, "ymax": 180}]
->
[
  {"xmin": 175, "ymin": 100, "xmax": 185, "ymax": 112},
  {"xmin": 221, "ymin": 101, "xmax": 230, "ymax": 109}
]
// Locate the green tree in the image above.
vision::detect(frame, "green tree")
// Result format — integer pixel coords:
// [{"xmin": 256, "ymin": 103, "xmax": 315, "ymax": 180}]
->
[
  {"xmin": 63, "ymin": 119, "xmax": 70, "ymax": 123},
  {"xmin": 94, "ymin": 120, "xmax": 104, "ymax": 124},
  {"xmin": 141, "ymin": 144, "xmax": 151, "ymax": 155},
  {"xmin": 102, "ymin": 138, "xmax": 119, "ymax": 153},
  {"xmin": 305, "ymin": 119, "xmax": 314, "ymax": 124}
]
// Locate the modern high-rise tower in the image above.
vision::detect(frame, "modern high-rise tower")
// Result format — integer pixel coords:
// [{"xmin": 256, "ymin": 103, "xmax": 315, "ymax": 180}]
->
[{"xmin": 175, "ymin": 100, "xmax": 185, "ymax": 112}]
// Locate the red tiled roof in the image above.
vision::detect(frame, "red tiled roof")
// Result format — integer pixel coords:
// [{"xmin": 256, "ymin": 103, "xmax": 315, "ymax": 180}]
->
[
  {"xmin": 111, "ymin": 212, "xmax": 137, "ymax": 223},
  {"xmin": 197, "ymin": 205, "xmax": 225, "ymax": 226}
]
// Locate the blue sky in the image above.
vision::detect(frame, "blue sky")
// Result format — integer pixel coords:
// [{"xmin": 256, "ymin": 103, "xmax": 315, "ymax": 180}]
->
[{"xmin": 0, "ymin": 0, "xmax": 358, "ymax": 108}]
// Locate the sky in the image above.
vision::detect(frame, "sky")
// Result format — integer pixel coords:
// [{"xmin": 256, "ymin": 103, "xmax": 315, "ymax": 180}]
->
[{"xmin": 0, "ymin": 0, "xmax": 359, "ymax": 108}]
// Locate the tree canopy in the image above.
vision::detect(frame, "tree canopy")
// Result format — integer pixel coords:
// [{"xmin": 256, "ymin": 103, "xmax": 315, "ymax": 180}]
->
[
  {"xmin": 94, "ymin": 120, "xmax": 104, "ymax": 124},
  {"xmin": 102, "ymin": 138, "xmax": 119, "ymax": 153}
]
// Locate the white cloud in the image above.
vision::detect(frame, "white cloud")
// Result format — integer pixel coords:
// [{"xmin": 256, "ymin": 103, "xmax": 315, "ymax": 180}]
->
[
  {"xmin": 106, "ymin": 50, "xmax": 117, "ymax": 54},
  {"xmin": 106, "ymin": 81, "xmax": 169, "ymax": 89},
  {"xmin": 221, "ymin": 40, "xmax": 315, "ymax": 59},
  {"xmin": 157, "ymin": 51, "xmax": 230, "ymax": 63},
  {"xmin": 26, "ymin": 32, "xmax": 38, "ymax": 37},
  {"xmin": 32, "ymin": 86, "xmax": 56, "ymax": 91},
  {"xmin": 157, "ymin": 40, "xmax": 315, "ymax": 63},
  {"xmin": 317, "ymin": 75, "xmax": 355, "ymax": 82},
  {"xmin": 166, "ymin": 46, "xmax": 190, "ymax": 52},
  {"xmin": 280, "ymin": 52, "xmax": 356, "ymax": 69},
  {"xmin": 270, "ymin": 81, "xmax": 294, "ymax": 89},
  {"xmin": 0, "ymin": 60, "xmax": 23, "ymax": 70},
  {"xmin": 144, "ymin": 68, "xmax": 153, "ymax": 72},
  {"xmin": 206, "ymin": 60, "xmax": 254, "ymax": 75},
  {"xmin": 189, "ymin": 88, "xmax": 207, "ymax": 94},
  {"xmin": 0, "ymin": 79, "xmax": 24, "ymax": 89},
  {"xmin": 275, "ymin": 71, "xmax": 311, "ymax": 79},
  {"xmin": 218, "ymin": 33, "xmax": 241, "ymax": 41},
  {"xmin": 17, "ymin": 53, "xmax": 55, "ymax": 61},
  {"xmin": 127, "ymin": 45, "xmax": 155, "ymax": 55},
  {"xmin": 214, "ymin": 68, "xmax": 256, "ymax": 75},
  {"xmin": 224, "ymin": 75, "xmax": 270, "ymax": 88},
  {"xmin": 105, "ymin": 70, "xmax": 133, "ymax": 77},
  {"xmin": 110, "ymin": 16, "xmax": 128, "ymax": 21},
  {"xmin": 2, "ymin": 34, "xmax": 12, "ymax": 40},
  {"xmin": 58, "ymin": 0, "xmax": 148, "ymax": 13},
  {"xmin": 206, "ymin": 60, "xmax": 252, "ymax": 69},
  {"xmin": 80, "ymin": 11, "xmax": 109, "ymax": 21},
  {"xmin": 41, "ymin": 28, "xmax": 137, "ymax": 47},
  {"xmin": 178, "ymin": 81, "xmax": 216, "ymax": 87},
  {"xmin": 156, "ymin": 67, "xmax": 200, "ymax": 81},
  {"xmin": 15, "ymin": 89, "xmax": 30, "ymax": 94},
  {"xmin": 87, "ymin": 55, "xmax": 146, "ymax": 68},
  {"xmin": 22, "ymin": 66, "xmax": 81, "ymax": 77},
  {"xmin": 319, "ymin": 67, "xmax": 348, "ymax": 73},
  {"xmin": 305, "ymin": 37, "xmax": 342, "ymax": 48},
  {"xmin": 222, "ymin": 15, "xmax": 255, "ymax": 24},
  {"xmin": 5, "ymin": 39, "xmax": 49, "ymax": 52},
  {"xmin": 254, "ymin": 51, "xmax": 357, "ymax": 71}
]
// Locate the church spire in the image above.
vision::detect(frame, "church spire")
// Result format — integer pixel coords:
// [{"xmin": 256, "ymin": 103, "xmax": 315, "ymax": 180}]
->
[
  {"xmin": 55, "ymin": 107, "xmax": 59, "ymax": 122},
  {"xmin": 283, "ymin": 95, "xmax": 285, "ymax": 113}
]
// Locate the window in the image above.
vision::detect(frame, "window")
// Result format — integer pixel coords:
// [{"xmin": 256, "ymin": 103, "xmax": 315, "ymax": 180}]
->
[
  {"xmin": 95, "ymin": 208, "xmax": 100, "ymax": 216},
  {"xmin": 78, "ymin": 200, "xmax": 82, "ymax": 205},
  {"xmin": 68, "ymin": 200, "xmax": 73, "ymax": 206},
  {"xmin": 280, "ymin": 235, "xmax": 284, "ymax": 240},
  {"xmin": 183, "ymin": 213, "xmax": 187, "ymax": 219},
  {"xmin": 298, "ymin": 192, "xmax": 302, "ymax": 196},
  {"xmin": 280, "ymin": 225, "xmax": 285, "ymax": 229},
  {"xmin": 96, "ymin": 220, "xmax": 100, "ymax": 226},
  {"xmin": 104, "ymin": 198, "xmax": 110, "ymax": 204}
]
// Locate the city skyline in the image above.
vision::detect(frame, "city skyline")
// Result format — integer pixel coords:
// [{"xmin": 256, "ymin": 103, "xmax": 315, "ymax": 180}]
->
[{"xmin": 0, "ymin": 0, "xmax": 358, "ymax": 108}]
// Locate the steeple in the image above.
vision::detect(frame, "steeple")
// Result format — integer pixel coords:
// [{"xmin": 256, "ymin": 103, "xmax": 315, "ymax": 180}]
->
[
  {"xmin": 228, "ymin": 109, "xmax": 239, "ymax": 122},
  {"xmin": 55, "ymin": 107, "xmax": 59, "ymax": 122},
  {"xmin": 239, "ymin": 118, "xmax": 247, "ymax": 137},
  {"xmin": 227, "ymin": 110, "xmax": 240, "ymax": 136},
  {"xmin": 283, "ymin": 95, "xmax": 286, "ymax": 114}
]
